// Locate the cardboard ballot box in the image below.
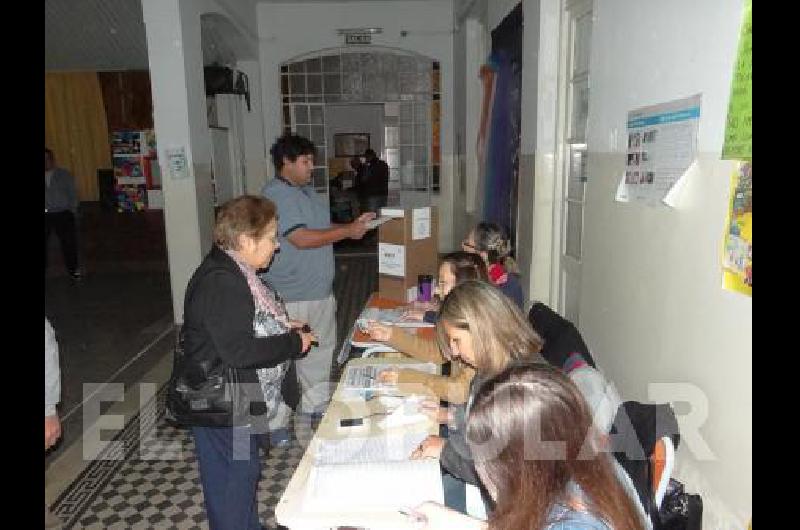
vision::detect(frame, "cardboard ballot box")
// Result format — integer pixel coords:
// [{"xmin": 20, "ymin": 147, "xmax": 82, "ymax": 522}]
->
[{"xmin": 377, "ymin": 206, "xmax": 439, "ymax": 303}]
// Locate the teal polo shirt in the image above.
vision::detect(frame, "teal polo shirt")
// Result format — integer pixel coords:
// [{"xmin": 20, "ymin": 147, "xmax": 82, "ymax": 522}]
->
[{"xmin": 260, "ymin": 177, "xmax": 335, "ymax": 302}]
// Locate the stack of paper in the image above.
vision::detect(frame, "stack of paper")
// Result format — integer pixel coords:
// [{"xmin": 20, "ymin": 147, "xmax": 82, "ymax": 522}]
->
[{"xmin": 305, "ymin": 431, "xmax": 444, "ymax": 512}]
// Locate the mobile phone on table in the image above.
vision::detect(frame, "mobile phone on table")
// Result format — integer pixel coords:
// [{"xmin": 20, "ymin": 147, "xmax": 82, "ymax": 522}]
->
[{"xmin": 339, "ymin": 417, "xmax": 364, "ymax": 428}]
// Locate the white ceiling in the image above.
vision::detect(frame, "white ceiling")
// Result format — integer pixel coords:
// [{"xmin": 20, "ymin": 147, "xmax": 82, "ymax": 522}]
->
[
  {"xmin": 45, "ymin": 0, "xmax": 150, "ymax": 71},
  {"xmin": 44, "ymin": 0, "xmax": 258, "ymax": 72},
  {"xmin": 45, "ymin": 0, "xmax": 458, "ymax": 72}
]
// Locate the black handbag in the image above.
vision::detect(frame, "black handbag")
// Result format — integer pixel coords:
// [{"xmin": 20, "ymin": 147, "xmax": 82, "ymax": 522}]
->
[
  {"xmin": 654, "ymin": 478, "xmax": 703, "ymax": 530},
  {"xmin": 165, "ymin": 330, "xmax": 245, "ymax": 428}
]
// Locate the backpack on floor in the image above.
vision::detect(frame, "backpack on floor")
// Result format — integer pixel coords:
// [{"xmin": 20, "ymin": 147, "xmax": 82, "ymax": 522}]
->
[{"xmin": 610, "ymin": 401, "xmax": 702, "ymax": 530}]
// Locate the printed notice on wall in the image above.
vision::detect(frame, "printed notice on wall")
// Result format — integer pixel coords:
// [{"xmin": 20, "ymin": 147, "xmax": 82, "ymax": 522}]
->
[
  {"xmin": 412, "ymin": 207, "xmax": 431, "ymax": 240},
  {"xmin": 167, "ymin": 147, "xmax": 189, "ymax": 180},
  {"xmin": 618, "ymin": 94, "xmax": 701, "ymax": 207},
  {"xmin": 722, "ymin": 0, "xmax": 752, "ymax": 161},
  {"xmin": 378, "ymin": 243, "xmax": 405, "ymax": 277},
  {"xmin": 721, "ymin": 161, "xmax": 752, "ymax": 296}
]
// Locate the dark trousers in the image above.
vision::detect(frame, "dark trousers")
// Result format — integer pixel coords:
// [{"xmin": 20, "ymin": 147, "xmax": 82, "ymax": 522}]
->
[
  {"xmin": 442, "ymin": 469, "xmax": 468, "ymax": 513},
  {"xmin": 45, "ymin": 210, "xmax": 78, "ymax": 274},
  {"xmin": 191, "ymin": 426, "xmax": 262, "ymax": 530}
]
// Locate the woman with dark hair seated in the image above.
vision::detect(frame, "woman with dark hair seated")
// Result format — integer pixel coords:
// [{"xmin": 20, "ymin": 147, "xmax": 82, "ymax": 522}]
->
[
  {"xmin": 461, "ymin": 222, "xmax": 525, "ymax": 309},
  {"xmin": 366, "ymin": 251, "xmax": 488, "ymax": 404},
  {"xmin": 409, "ymin": 363, "xmax": 647, "ymax": 530}
]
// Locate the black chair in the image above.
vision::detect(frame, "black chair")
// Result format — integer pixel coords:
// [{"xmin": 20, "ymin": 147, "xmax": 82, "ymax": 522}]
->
[
  {"xmin": 608, "ymin": 401, "xmax": 700, "ymax": 530},
  {"xmin": 527, "ymin": 302, "xmax": 596, "ymax": 369}
]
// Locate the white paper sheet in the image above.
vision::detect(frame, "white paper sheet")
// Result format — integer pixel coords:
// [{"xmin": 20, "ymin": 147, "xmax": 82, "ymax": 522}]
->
[
  {"xmin": 314, "ymin": 431, "xmax": 429, "ymax": 465},
  {"xmin": 412, "ymin": 207, "xmax": 431, "ymax": 240},
  {"xmin": 661, "ymin": 160, "xmax": 697, "ymax": 208},
  {"xmin": 304, "ymin": 459, "xmax": 444, "ymax": 512},
  {"xmin": 365, "ymin": 216, "xmax": 393, "ymax": 230},
  {"xmin": 623, "ymin": 94, "xmax": 701, "ymax": 207},
  {"xmin": 378, "ymin": 243, "xmax": 405, "ymax": 277},
  {"xmin": 615, "ymin": 176, "xmax": 630, "ymax": 203},
  {"xmin": 166, "ymin": 146, "xmax": 189, "ymax": 180},
  {"xmin": 380, "ymin": 207, "xmax": 405, "ymax": 218}
]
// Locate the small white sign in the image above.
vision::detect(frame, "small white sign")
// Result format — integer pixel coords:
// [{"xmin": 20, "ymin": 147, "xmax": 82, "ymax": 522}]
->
[
  {"xmin": 380, "ymin": 207, "xmax": 405, "ymax": 218},
  {"xmin": 346, "ymin": 33, "xmax": 371, "ymax": 45},
  {"xmin": 378, "ymin": 243, "xmax": 405, "ymax": 277},
  {"xmin": 147, "ymin": 189, "xmax": 164, "ymax": 210},
  {"xmin": 412, "ymin": 207, "xmax": 431, "ymax": 240},
  {"xmin": 406, "ymin": 286, "xmax": 418, "ymax": 303},
  {"xmin": 166, "ymin": 147, "xmax": 189, "ymax": 180}
]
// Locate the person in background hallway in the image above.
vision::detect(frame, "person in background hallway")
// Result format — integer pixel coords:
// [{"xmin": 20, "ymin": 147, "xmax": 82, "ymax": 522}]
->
[
  {"xmin": 45, "ymin": 317, "xmax": 63, "ymax": 529},
  {"xmin": 45, "ymin": 148, "xmax": 81, "ymax": 280},
  {"xmin": 408, "ymin": 363, "xmax": 647, "ymax": 530},
  {"xmin": 261, "ymin": 133, "xmax": 375, "ymax": 445},
  {"xmin": 360, "ymin": 148, "xmax": 389, "ymax": 213},
  {"xmin": 462, "ymin": 222, "xmax": 524, "ymax": 309}
]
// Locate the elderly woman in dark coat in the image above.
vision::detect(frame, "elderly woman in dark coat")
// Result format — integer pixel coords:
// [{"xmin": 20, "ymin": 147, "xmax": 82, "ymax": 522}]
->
[{"xmin": 182, "ymin": 195, "xmax": 315, "ymax": 530}]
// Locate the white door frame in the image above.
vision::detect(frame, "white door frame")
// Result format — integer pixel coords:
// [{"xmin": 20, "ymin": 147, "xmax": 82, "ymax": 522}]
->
[{"xmin": 550, "ymin": 0, "xmax": 592, "ymax": 321}]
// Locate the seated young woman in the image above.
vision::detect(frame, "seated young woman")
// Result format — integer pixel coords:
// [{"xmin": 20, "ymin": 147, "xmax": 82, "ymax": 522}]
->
[
  {"xmin": 365, "ymin": 251, "xmax": 487, "ymax": 404},
  {"xmin": 409, "ymin": 282, "xmax": 633, "ymax": 510},
  {"xmin": 408, "ymin": 363, "xmax": 647, "ymax": 530},
  {"xmin": 409, "ymin": 280, "xmax": 547, "ymax": 489},
  {"xmin": 461, "ymin": 222, "xmax": 525, "ymax": 309}
]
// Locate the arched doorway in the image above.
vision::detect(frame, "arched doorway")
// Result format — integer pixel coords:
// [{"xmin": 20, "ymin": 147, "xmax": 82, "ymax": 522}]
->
[{"xmin": 278, "ymin": 48, "xmax": 442, "ymax": 212}]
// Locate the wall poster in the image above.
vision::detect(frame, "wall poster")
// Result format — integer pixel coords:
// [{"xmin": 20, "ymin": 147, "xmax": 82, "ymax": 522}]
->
[
  {"xmin": 722, "ymin": 161, "xmax": 752, "ymax": 296},
  {"xmin": 721, "ymin": 0, "xmax": 751, "ymax": 160},
  {"xmin": 619, "ymin": 94, "xmax": 701, "ymax": 206}
]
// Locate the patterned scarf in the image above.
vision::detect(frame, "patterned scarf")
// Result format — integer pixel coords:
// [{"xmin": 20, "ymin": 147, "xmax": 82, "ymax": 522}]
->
[{"xmin": 225, "ymin": 249, "xmax": 292, "ymax": 417}]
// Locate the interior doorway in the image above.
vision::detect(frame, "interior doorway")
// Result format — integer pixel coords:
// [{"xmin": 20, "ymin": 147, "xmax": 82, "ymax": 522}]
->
[
  {"xmin": 325, "ymin": 103, "xmax": 384, "ymax": 223},
  {"xmin": 279, "ymin": 49, "xmax": 442, "ymax": 206}
]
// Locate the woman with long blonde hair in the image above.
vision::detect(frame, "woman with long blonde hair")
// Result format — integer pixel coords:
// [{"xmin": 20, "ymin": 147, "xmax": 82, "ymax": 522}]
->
[{"xmin": 410, "ymin": 280, "xmax": 545, "ymax": 488}]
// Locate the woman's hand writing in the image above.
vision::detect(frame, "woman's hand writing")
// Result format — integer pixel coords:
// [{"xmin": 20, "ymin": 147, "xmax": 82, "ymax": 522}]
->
[
  {"xmin": 410, "ymin": 435, "xmax": 445, "ymax": 459},
  {"xmin": 366, "ymin": 321, "xmax": 392, "ymax": 342},
  {"xmin": 377, "ymin": 368, "xmax": 399, "ymax": 385},
  {"xmin": 419, "ymin": 399, "xmax": 451, "ymax": 423}
]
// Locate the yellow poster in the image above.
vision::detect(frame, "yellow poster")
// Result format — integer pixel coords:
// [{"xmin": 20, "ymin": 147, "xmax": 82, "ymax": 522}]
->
[{"xmin": 722, "ymin": 161, "xmax": 752, "ymax": 296}]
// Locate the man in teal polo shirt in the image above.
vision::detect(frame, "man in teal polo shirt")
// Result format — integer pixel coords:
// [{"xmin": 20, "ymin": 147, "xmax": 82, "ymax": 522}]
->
[{"xmin": 261, "ymin": 134, "xmax": 375, "ymax": 440}]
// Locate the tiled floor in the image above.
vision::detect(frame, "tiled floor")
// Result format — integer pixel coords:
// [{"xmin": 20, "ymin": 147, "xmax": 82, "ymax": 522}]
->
[
  {"xmin": 45, "ymin": 201, "xmax": 379, "ymax": 529},
  {"xmin": 45, "ymin": 202, "xmax": 174, "ymax": 468},
  {"xmin": 52, "ymin": 386, "xmax": 317, "ymax": 529}
]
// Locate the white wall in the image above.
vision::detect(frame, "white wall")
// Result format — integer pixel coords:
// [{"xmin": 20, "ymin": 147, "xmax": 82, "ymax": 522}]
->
[
  {"xmin": 514, "ymin": 0, "xmax": 540, "ymax": 303},
  {"xmin": 143, "ymin": 0, "xmax": 214, "ymax": 323},
  {"xmin": 580, "ymin": 0, "xmax": 751, "ymax": 527},
  {"xmin": 257, "ymin": 0, "xmax": 456, "ymax": 250},
  {"xmin": 452, "ymin": 6, "xmax": 469, "ymax": 241}
]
